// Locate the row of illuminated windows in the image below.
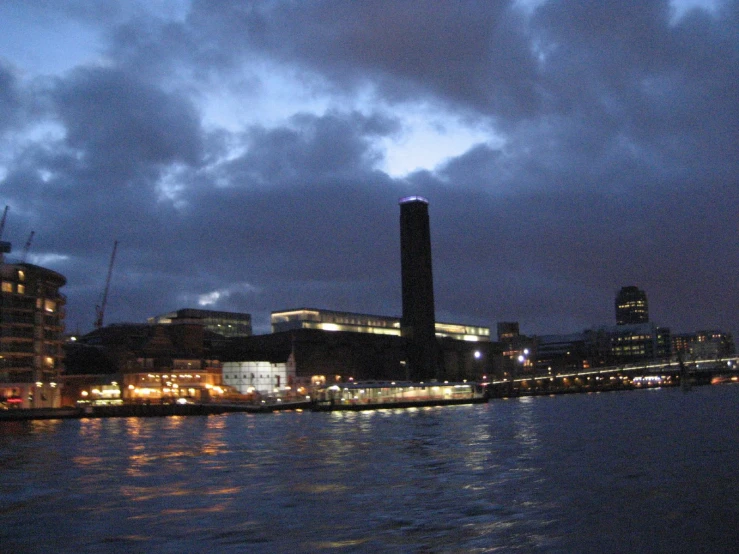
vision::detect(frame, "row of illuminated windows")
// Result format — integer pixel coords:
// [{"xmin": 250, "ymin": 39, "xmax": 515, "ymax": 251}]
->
[
  {"xmin": 273, "ymin": 310, "xmax": 321, "ymax": 323},
  {"xmin": 224, "ymin": 374, "xmax": 281, "ymax": 381},
  {"xmin": 283, "ymin": 320, "xmax": 491, "ymax": 341},
  {"xmin": 274, "ymin": 313, "xmax": 490, "ymax": 339},
  {"xmin": 211, "ymin": 322, "xmax": 251, "ymax": 328},
  {"xmin": 617, "ymin": 301, "xmax": 646, "ymax": 308},
  {"xmin": 436, "ymin": 323, "xmax": 490, "ymax": 336},
  {"xmin": 325, "ymin": 316, "xmax": 397, "ymax": 328},
  {"xmin": 613, "ymin": 335, "xmax": 651, "ymax": 342},
  {"xmin": 613, "ymin": 346, "xmax": 647, "ymax": 353},
  {"xmin": 0, "ymin": 270, "xmax": 26, "ymax": 290},
  {"xmin": 273, "ymin": 310, "xmax": 399, "ymax": 329},
  {"xmin": 307, "ymin": 322, "xmax": 400, "ymax": 335},
  {"xmin": 134, "ymin": 359, "xmax": 217, "ymax": 370},
  {"xmin": 37, "ymin": 298, "xmax": 57, "ymax": 312},
  {"xmin": 2, "ymin": 282, "xmax": 25, "ymax": 294},
  {"xmin": 1, "ymin": 289, "xmax": 57, "ymax": 314}
]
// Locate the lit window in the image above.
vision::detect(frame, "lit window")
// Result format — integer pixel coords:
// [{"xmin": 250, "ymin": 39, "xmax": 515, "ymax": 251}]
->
[
  {"xmin": 45, "ymin": 300, "xmax": 56, "ymax": 313},
  {"xmin": 1, "ymin": 282, "xmax": 11, "ymax": 293},
  {"xmin": 18, "ymin": 270, "xmax": 25, "ymax": 281},
  {"xmin": 17, "ymin": 284, "xmax": 25, "ymax": 295}
]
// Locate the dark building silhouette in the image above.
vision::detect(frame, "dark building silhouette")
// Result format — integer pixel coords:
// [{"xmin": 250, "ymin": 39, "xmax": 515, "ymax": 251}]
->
[
  {"xmin": 65, "ymin": 322, "xmax": 225, "ymax": 405},
  {"xmin": 672, "ymin": 330, "xmax": 735, "ymax": 359},
  {"xmin": 223, "ymin": 328, "xmax": 493, "ymax": 386},
  {"xmin": 497, "ymin": 322, "xmax": 520, "ymax": 342},
  {"xmin": 615, "ymin": 286, "xmax": 649, "ymax": 325},
  {"xmin": 399, "ymin": 196, "xmax": 438, "ymax": 380},
  {"xmin": 225, "ymin": 329, "xmax": 407, "ymax": 383}
]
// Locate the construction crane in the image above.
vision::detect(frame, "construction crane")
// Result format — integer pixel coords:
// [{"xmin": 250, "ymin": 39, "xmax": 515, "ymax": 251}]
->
[
  {"xmin": 95, "ymin": 240, "xmax": 118, "ymax": 330},
  {"xmin": 0, "ymin": 206, "xmax": 8, "ymax": 238},
  {"xmin": 20, "ymin": 231, "xmax": 34, "ymax": 263},
  {"xmin": 0, "ymin": 206, "xmax": 9, "ymax": 255}
]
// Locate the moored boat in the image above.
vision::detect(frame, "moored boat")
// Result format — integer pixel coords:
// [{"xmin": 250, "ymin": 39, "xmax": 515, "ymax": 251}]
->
[{"xmin": 311, "ymin": 381, "xmax": 487, "ymax": 411}]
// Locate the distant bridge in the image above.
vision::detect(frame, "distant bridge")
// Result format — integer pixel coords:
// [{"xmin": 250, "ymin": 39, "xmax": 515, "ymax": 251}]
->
[{"xmin": 488, "ymin": 356, "xmax": 739, "ymax": 397}]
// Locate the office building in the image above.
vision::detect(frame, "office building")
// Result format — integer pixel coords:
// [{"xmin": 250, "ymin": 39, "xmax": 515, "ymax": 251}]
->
[
  {"xmin": 148, "ymin": 308, "xmax": 252, "ymax": 338},
  {"xmin": 615, "ymin": 286, "xmax": 649, "ymax": 325},
  {"xmin": 535, "ymin": 333, "xmax": 589, "ymax": 373},
  {"xmin": 271, "ymin": 308, "xmax": 489, "ymax": 342},
  {"xmin": 399, "ymin": 196, "xmax": 438, "ymax": 380},
  {"xmin": 531, "ymin": 324, "xmax": 672, "ymax": 373},
  {"xmin": 672, "ymin": 330, "xmax": 735, "ymax": 359},
  {"xmin": 607, "ymin": 322, "xmax": 671, "ymax": 362}
]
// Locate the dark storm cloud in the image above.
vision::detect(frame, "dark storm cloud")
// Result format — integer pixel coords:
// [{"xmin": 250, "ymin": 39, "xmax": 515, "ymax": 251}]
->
[
  {"xmin": 182, "ymin": 0, "xmax": 541, "ymax": 117},
  {"xmin": 222, "ymin": 111, "xmax": 399, "ymax": 188},
  {"xmin": 2, "ymin": 0, "xmax": 737, "ymax": 340},
  {"xmin": 2, "ymin": 65, "xmax": 204, "ymax": 244},
  {"xmin": 54, "ymin": 67, "xmax": 203, "ymax": 175},
  {"xmin": 531, "ymin": 1, "xmax": 739, "ymax": 171},
  {"xmin": 0, "ymin": 60, "xmax": 51, "ymax": 134},
  {"xmin": 174, "ymin": 0, "xmax": 738, "ymax": 183},
  {"xmin": 163, "ymin": 110, "xmax": 404, "ymax": 287},
  {"xmin": 13, "ymin": 106, "xmax": 404, "ymax": 332},
  {"xmin": 0, "ymin": 62, "xmax": 207, "ymax": 329}
]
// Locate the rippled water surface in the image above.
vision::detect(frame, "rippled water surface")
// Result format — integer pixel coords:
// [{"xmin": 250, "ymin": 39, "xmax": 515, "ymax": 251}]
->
[{"xmin": 1, "ymin": 385, "xmax": 737, "ymax": 553}]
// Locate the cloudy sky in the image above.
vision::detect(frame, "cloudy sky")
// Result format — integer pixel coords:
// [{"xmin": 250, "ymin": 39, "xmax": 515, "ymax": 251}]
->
[{"xmin": 1, "ymin": 0, "xmax": 737, "ymax": 339}]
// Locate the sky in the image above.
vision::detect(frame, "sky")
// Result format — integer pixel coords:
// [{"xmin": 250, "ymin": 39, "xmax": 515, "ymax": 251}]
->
[{"xmin": 0, "ymin": 0, "xmax": 737, "ymax": 339}]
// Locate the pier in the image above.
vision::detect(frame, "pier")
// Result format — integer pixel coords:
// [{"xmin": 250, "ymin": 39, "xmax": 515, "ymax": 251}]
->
[{"xmin": 0, "ymin": 399, "xmax": 314, "ymax": 421}]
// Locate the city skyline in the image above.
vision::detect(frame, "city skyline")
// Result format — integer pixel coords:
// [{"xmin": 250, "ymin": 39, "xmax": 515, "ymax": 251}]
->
[{"xmin": 1, "ymin": 1, "xmax": 737, "ymax": 339}]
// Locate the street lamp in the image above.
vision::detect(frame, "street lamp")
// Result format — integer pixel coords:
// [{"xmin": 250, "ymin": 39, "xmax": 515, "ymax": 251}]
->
[
  {"xmin": 514, "ymin": 348, "xmax": 530, "ymax": 384},
  {"xmin": 517, "ymin": 348, "xmax": 530, "ymax": 369},
  {"xmin": 472, "ymin": 350, "xmax": 483, "ymax": 383}
]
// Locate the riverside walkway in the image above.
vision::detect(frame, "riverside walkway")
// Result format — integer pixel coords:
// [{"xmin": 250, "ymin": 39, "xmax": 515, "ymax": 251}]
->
[
  {"xmin": 488, "ymin": 356, "xmax": 739, "ymax": 397},
  {"xmin": 2, "ymin": 357, "xmax": 736, "ymax": 420}
]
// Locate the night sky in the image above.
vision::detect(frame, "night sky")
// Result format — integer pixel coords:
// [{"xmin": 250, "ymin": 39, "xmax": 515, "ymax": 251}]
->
[{"xmin": 1, "ymin": 1, "xmax": 736, "ymax": 339}]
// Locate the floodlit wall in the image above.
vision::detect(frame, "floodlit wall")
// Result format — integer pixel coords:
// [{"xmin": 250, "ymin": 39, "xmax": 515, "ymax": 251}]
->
[{"xmin": 222, "ymin": 360, "xmax": 296, "ymax": 395}]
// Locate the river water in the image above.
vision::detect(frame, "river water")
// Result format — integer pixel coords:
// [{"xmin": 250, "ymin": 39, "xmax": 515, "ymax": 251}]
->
[{"xmin": 1, "ymin": 385, "xmax": 737, "ymax": 553}]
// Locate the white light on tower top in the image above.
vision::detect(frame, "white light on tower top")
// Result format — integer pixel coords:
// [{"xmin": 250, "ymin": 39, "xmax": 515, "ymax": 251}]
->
[{"xmin": 399, "ymin": 196, "xmax": 429, "ymax": 204}]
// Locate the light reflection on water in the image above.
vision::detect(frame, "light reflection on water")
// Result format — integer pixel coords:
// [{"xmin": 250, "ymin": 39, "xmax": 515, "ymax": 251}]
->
[{"xmin": 0, "ymin": 385, "xmax": 738, "ymax": 553}]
